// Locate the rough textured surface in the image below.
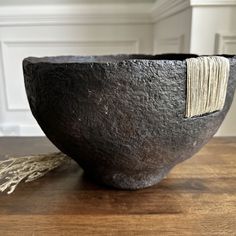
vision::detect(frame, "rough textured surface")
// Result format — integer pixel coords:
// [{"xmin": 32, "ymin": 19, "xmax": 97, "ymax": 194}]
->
[{"xmin": 23, "ymin": 54, "xmax": 236, "ymax": 189}]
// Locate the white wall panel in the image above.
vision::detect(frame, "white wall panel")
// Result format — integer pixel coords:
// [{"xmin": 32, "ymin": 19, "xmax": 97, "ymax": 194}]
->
[
  {"xmin": 153, "ymin": 2, "xmax": 236, "ymax": 136},
  {"xmin": 215, "ymin": 33, "xmax": 236, "ymax": 54},
  {"xmin": 0, "ymin": 0, "xmax": 236, "ymax": 136},
  {"xmin": 153, "ymin": 8, "xmax": 192, "ymax": 54},
  {"xmin": 1, "ymin": 39, "xmax": 139, "ymax": 111},
  {"xmin": 214, "ymin": 33, "xmax": 236, "ymax": 136},
  {"xmin": 190, "ymin": 6, "xmax": 236, "ymax": 54},
  {"xmin": 189, "ymin": 6, "xmax": 236, "ymax": 136},
  {"xmin": 0, "ymin": 2, "xmax": 153, "ymax": 136}
]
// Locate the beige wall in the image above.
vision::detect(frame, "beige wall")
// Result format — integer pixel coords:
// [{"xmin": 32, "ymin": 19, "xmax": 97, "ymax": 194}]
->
[
  {"xmin": 153, "ymin": 1, "xmax": 236, "ymax": 136},
  {"xmin": 0, "ymin": 2, "xmax": 153, "ymax": 136},
  {"xmin": 189, "ymin": 6, "xmax": 236, "ymax": 135},
  {"xmin": 153, "ymin": 8, "xmax": 192, "ymax": 54},
  {"xmin": 0, "ymin": 0, "xmax": 235, "ymax": 136}
]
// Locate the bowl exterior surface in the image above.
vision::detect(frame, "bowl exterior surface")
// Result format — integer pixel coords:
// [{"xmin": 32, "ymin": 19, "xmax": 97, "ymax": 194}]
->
[{"xmin": 23, "ymin": 56, "xmax": 236, "ymax": 189}]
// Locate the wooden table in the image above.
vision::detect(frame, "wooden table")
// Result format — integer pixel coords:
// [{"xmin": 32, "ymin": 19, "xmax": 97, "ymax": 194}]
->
[{"xmin": 0, "ymin": 137, "xmax": 235, "ymax": 235}]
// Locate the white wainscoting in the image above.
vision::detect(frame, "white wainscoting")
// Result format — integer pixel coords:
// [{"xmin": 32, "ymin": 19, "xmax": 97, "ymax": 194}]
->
[
  {"xmin": 0, "ymin": 0, "xmax": 152, "ymax": 136},
  {"xmin": 153, "ymin": 8, "xmax": 192, "ymax": 54},
  {"xmin": 0, "ymin": 0, "xmax": 236, "ymax": 136},
  {"xmin": 153, "ymin": 2, "xmax": 236, "ymax": 136},
  {"xmin": 154, "ymin": 35, "xmax": 185, "ymax": 54},
  {"xmin": 214, "ymin": 33, "xmax": 236, "ymax": 136},
  {"xmin": 0, "ymin": 38, "xmax": 141, "ymax": 136},
  {"xmin": 1, "ymin": 39, "xmax": 139, "ymax": 111},
  {"xmin": 215, "ymin": 33, "xmax": 236, "ymax": 54}
]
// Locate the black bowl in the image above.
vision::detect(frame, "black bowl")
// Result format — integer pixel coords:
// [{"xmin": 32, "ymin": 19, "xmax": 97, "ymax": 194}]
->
[{"xmin": 23, "ymin": 54, "xmax": 236, "ymax": 189}]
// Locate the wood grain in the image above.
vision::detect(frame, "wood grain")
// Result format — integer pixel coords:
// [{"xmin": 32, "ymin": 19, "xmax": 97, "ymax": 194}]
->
[{"xmin": 0, "ymin": 137, "xmax": 236, "ymax": 235}]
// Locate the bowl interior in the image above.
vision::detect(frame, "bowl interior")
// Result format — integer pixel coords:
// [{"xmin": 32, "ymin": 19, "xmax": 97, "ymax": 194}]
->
[
  {"xmin": 23, "ymin": 53, "xmax": 202, "ymax": 64},
  {"xmin": 24, "ymin": 53, "xmax": 236, "ymax": 64}
]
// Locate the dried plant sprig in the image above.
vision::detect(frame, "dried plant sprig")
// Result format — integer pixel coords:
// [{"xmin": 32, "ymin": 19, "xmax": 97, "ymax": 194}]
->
[{"xmin": 0, "ymin": 152, "xmax": 71, "ymax": 194}]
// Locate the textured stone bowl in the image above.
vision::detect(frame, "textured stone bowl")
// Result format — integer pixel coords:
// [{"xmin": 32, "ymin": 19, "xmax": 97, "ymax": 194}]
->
[{"xmin": 23, "ymin": 54, "xmax": 236, "ymax": 190}]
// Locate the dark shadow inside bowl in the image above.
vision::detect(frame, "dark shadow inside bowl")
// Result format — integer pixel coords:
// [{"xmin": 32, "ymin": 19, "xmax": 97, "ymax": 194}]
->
[{"xmin": 24, "ymin": 53, "xmax": 236, "ymax": 65}]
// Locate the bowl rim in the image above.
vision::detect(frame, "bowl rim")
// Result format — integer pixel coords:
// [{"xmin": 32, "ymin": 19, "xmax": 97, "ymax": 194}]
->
[{"xmin": 23, "ymin": 53, "xmax": 236, "ymax": 65}]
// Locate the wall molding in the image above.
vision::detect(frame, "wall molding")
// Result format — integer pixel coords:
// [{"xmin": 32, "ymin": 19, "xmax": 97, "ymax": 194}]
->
[
  {"xmin": 151, "ymin": 0, "xmax": 191, "ymax": 23},
  {"xmin": 0, "ymin": 1, "xmax": 235, "ymax": 26},
  {"xmin": 0, "ymin": 3, "xmax": 152, "ymax": 26},
  {"xmin": 155, "ymin": 34, "xmax": 185, "ymax": 53},
  {"xmin": 1, "ymin": 39, "xmax": 139, "ymax": 111},
  {"xmin": 151, "ymin": 0, "xmax": 236, "ymax": 23},
  {"xmin": 215, "ymin": 33, "xmax": 236, "ymax": 54},
  {"xmin": 190, "ymin": 0, "xmax": 236, "ymax": 6},
  {"xmin": 0, "ymin": 124, "xmax": 44, "ymax": 136}
]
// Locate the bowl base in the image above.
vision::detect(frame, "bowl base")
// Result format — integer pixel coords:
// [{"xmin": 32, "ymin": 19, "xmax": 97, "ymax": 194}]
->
[{"xmin": 85, "ymin": 167, "xmax": 170, "ymax": 190}]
